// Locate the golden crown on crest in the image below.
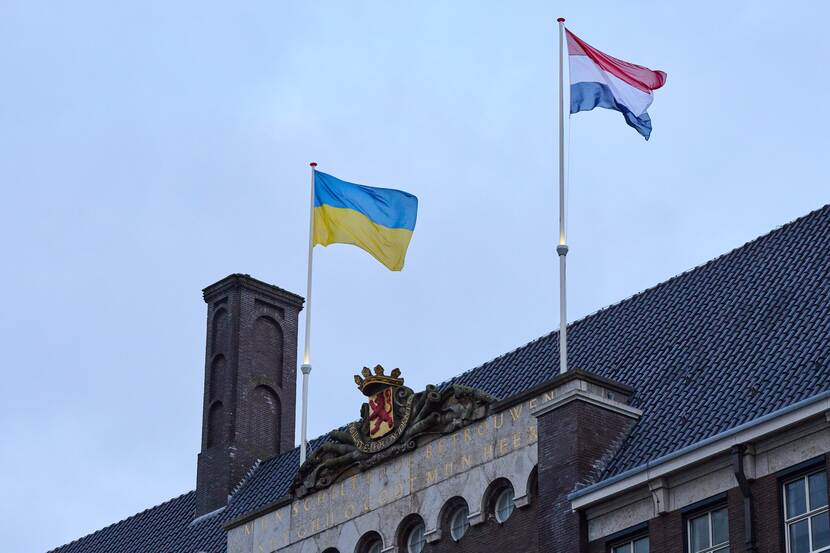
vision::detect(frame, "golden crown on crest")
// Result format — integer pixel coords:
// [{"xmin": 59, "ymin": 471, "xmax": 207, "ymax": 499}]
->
[{"xmin": 354, "ymin": 365, "xmax": 404, "ymax": 396}]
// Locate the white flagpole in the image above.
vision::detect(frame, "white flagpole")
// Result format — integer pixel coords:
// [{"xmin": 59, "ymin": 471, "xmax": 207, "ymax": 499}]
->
[
  {"xmin": 556, "ymin": 17, "xmax": 569, "ymax": 374},
  {"xmin": 300, "ymin": 161, "xmax": 317, "ymax": 464}
]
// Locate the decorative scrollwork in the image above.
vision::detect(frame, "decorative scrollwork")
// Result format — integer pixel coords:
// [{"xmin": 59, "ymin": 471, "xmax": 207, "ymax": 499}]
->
[{"xmin": 291, "ymin": 380, "xmax": 495, "ymax": 498}]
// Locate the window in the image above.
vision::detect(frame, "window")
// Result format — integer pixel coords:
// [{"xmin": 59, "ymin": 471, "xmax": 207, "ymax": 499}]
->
[
  {"xmin": 784, "ymin": 471, "xmax": 829, "ymax": 553},
  {"xmin": 449, "ymin": 504, "xmax": 470, "ymax": 541},
  {"xmin": 405, "ymin": 520, "xmax": 425, "ymax": 553},
  {"xmin": 612, "ymin": 537, "xmax": 649, "ymax": 553},
  {"xmin": 494, "ymin": 487, "xmax": 515, "ymax": 523},
  {"xmin": 688, "ymin": 507, "xmax": 728, "ymax": 553},
  {"xmin": 356, "ymin": 532, "xmax": 382, "ymax": 553}
]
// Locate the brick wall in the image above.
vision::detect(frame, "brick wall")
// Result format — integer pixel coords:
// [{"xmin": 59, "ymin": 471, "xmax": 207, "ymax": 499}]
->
[
  {"xmin": 196, "ymin": 274, "xmax": 304, "ymax": 516},
  {"xmin": 586, "ymin": 480, "xmax": 769, "ymax": 553},
  {"xmin": 425, "ymin": 502, "xmax": 538, "ymax": 553},
  {"xmin": 726, "ymin": 487, "xmax": 747, "ymax": 553},
  {"xmin": 586, "ymin": 457, "xmax": 830, "ymax": 553},
  {"xmin": 648, "ymin": 510, "xmax": 684, "ymax": 553},
  {"xmin": 537, "ymin": 397, "xmax": 638, "ymax": 553},
  {"xmin": 752, "ymin": 471, "xmax": 784, "ymax": 553}
]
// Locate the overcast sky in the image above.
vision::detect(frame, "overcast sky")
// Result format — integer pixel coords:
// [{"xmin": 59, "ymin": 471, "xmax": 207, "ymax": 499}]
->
[{"xmin": 2, "ymin": 1, "xmax": 829, "ymax": 551}]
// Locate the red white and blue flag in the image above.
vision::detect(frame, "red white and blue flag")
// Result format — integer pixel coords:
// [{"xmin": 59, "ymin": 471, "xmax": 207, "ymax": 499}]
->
[{"xmin": 567, "ymin": 29, "xmax": 667, "ymax": 140}]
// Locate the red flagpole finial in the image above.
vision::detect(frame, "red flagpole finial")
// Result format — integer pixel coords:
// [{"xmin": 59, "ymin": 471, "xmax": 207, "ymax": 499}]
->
[
  {"xmin": 557, "ymin": 17, "xmax": 565, "ymax": 22},
  {"xmin": 309, "ymin": 162, "xmax": 318, "ymax": 167}
]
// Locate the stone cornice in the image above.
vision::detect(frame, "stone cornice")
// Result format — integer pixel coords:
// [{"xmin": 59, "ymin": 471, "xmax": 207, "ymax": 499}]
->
[
  {"xmin": 202, "ymin": 273, "xmax": 305, "ymax": 307},
  {"xmin": 569, "ymin": 390, "xmax": 830, "ymax": 509},
  {"xmin": 493, "ymin": 368, "xmax": 635, "ymax": 413},
  {"xmin": 530, "ymin": 387, "xmax": 643, "ymax": 420}
]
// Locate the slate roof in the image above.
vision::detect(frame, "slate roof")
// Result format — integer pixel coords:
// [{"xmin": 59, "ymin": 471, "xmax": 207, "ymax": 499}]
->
[
  {"xmin": 50, "ymin": 205, "xmax": 830, "ymax": 553},
  {"xmin": 48, "ymin": 491, "xmax": 225, "ymax": 553}
]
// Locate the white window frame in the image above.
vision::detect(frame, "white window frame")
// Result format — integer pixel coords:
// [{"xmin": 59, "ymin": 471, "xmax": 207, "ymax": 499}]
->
[
  {"xmin": 686, "ymin": 506, "xmax": 729, "ymax": 553},
  {"xmin": 449, "ymin": 504, "xmax": 470, "ymax": 541},
  {"xmin": 783, "ymin": 470, "xmax": 829, "ymax": 553},
  {"xmin": 494, "ymin": 487, "xmax": 515, "ymax": 523},
  {"xmin": 611, "ymin": 535, "xmax": 649, "ymax": 553},
  {"xmin": 405, "ymin": 520, "xmax": 425, "ymax": 553}
]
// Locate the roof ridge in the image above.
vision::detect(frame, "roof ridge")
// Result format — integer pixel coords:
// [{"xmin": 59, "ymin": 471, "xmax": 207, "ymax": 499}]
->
[
  {"xmin": 224, "ymin": 203, "xmax": 830, "ymax": 527},
  {"xmin": 47, "ymin": 489, "xmax": 195, "ymax": 553},
  {"xmin": 234, "ymin": 203, "xmax": 830, "ymax": 496},
  {"xmin": 50, "ymin": 204, "xmax": 830, "ymax": 552},
  {"xmin": 231, "ymin": 459, "xmax": 262, "ymax": 497},
  {"xmin": 228, "ymin": 430, "xmax": 341, "ymax": 499},
  {"xmin": 568, "ymin": 203, "xmax": 830, "ymax": 334},
  {"xmin": 447, "ymin": 203, "xmax": 830, "ymax": 383}
]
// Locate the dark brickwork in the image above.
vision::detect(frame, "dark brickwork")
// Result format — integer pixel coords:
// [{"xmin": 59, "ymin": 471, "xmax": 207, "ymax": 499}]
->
[
  {"xmin": 587, "ymin": 460, "xmax": 830, "ymax": 553},
  {"xmin": 750, "ymin": 457, "xmax": 830, "ymax": 553},
  {"xmin": 586, "ymin": 476, "xmax": 769, "ymax": 553},
  {"xmin": 195, "ymin": 274, "xmax": 304, "ymax": 516},
  {"xmin": 752, "ymin": 471, "xmax": 783, "ymax": 553},
  {"xmin": 727, "ymin": 487, "xmax": 748, "ymax": 553},
  {"xmin": 536, "ymin": 391, "xmax": 638, "ymax": 553},
  {"xmin": 425, "ymin": 502, "xmax": 538, "ymax": 553},
  {"xmin": 647, "ymin": 510, "xmax": 683, "ymax": 553},
  {"xmin": 48, "ymin": 207, "xmax": 830, "ymax": 553}
]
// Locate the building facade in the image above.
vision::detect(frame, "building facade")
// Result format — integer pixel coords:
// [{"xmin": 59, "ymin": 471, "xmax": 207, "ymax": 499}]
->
[{"xmin": 51, "ymin": 206, "xmax": 830, "ymax": 553}]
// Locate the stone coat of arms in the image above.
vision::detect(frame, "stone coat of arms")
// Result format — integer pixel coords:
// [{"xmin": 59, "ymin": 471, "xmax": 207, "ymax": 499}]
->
[{"xmin": 292, "ymin": 365, "xmax": 494, "ymax": 497}]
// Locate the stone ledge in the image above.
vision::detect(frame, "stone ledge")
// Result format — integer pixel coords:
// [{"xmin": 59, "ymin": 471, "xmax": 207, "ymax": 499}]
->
[
  {"xmin": 492, "ymin": 368, "xmax": 634, "ymax": 412},
  {"xmin": 203, "ymin": 273, "xmax": 305, "ymax": 306},
  {"xmin": 530, "ymin": 388, "xmax": 643, "ymax": 420},
  {"xmin": 425, "ymin": 527, "xmax": 442, "ymax": 543}
]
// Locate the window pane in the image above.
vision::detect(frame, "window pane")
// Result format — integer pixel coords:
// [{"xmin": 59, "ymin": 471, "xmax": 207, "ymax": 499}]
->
[
  {"xmin": 450, "ymin": 506, "xmax": 469, "ymax": 541},
  {"xmin": 633, "ymin": 537, "xmax": 649, "ymax": 553},
  {"xmin": 407, "ymin": 522, "xmax": 425, "ymax": 553},
  {"xmin": 612, "ymin": 544, "xmax": 632, "ymax": 553},
  {"xmin": 789, "ymin": 518, "xmax": 810, "ymax": 553},
  {"xmin": 809, "ymin": 472, "xmax": 828, "ymax": 511},
  {"xmin": 690, "ymin": 514, "xmax": 711, "ymax": 552},
  {"xmin": 712, "ymin": 508, "xmax": 729, "ymax": 546},
  {"xmin": 368, "ymin": 542, "xmax": 382, "ymax": 553},
  {"xmin": 812, "ymin": 511, "xmax": 830, "ymax": 550},
  {"xmin": 495, "ymin": 488, "xmax": 514, "ymax": 522},
  {"xmin": 787, "ymin": 478, "xmax": 808, "ymax": 519},
  {"xmin": 712, "ymin": 548, "xmax": 729, "ymax": 553}
]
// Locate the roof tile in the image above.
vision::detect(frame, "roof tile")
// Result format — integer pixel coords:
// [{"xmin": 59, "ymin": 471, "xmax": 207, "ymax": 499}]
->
[{"xmin": 51, "ymin": 205, "xmax": 830, "ymax": 553}]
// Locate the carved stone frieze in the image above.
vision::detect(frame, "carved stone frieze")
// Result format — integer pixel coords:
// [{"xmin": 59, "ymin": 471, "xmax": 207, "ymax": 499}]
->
[{"xmin": 292, "ymin": 366, "xmax": 494, "ymax": 497}]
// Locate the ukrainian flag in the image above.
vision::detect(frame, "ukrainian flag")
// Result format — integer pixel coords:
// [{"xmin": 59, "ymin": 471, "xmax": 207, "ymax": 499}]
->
[{"xmin": 313, "ymin": 171, "xmax": 418, "ymax": 271}]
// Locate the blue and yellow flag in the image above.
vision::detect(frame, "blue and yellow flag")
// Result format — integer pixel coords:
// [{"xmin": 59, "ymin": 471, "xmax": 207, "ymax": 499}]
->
[{"xmin": 313, "ymin": 171, "xmax": 418, "ymax": 271}]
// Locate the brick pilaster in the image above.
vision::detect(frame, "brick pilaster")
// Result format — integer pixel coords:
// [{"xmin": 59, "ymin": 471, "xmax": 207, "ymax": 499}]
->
[{"xmin": 532, "ymin": 370, "xmax": 640, "ymax": 553}]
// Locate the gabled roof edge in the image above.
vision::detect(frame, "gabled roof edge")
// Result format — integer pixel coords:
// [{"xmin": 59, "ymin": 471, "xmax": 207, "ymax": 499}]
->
[{"xmin": 568, "ymin": 389, "xmax": 830, "ymax": 506}]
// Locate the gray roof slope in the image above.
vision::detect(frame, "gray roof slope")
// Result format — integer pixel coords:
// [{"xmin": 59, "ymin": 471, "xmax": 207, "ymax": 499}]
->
[
  {"xmin": 50, "ymin": 205, "xmax": 830, "ymax": 552},
  {"xmin": 47, "ymin": 436, "xmax": 331, "ymax": 553},
  {"xmin": 47, "ymin": 491, "xmax": 225, "ymax": 553},
  {"xmin": 445, "ymin": 203, "xmax": 830, "ymax": 478}
]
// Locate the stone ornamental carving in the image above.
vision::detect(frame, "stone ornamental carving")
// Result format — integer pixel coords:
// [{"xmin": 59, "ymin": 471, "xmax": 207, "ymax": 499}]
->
[{"xmin": 292, "ymin": 365, "xmax": 495, "ymax": 497}]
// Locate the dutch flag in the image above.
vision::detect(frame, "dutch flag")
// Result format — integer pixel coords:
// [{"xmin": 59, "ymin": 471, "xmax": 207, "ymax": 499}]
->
[{"xmin": 567, "ymin": 29, "xmax": 667, "ymax": 140}]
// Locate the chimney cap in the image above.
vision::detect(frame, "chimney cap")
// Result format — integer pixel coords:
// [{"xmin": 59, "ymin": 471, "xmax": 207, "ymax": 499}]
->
[{"xmin": 202, "ymin": 273, "xmax": 305, "ymax": 307}]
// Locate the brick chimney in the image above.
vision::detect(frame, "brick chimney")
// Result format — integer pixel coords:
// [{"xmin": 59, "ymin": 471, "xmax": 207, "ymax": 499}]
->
[
  {"xmin": 195, "ymin": 274, "xmax": 304, "ymax": 516},
  {"xmin": 531, "ymin": 369, "xmax": 641, "ymax": 553}
]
